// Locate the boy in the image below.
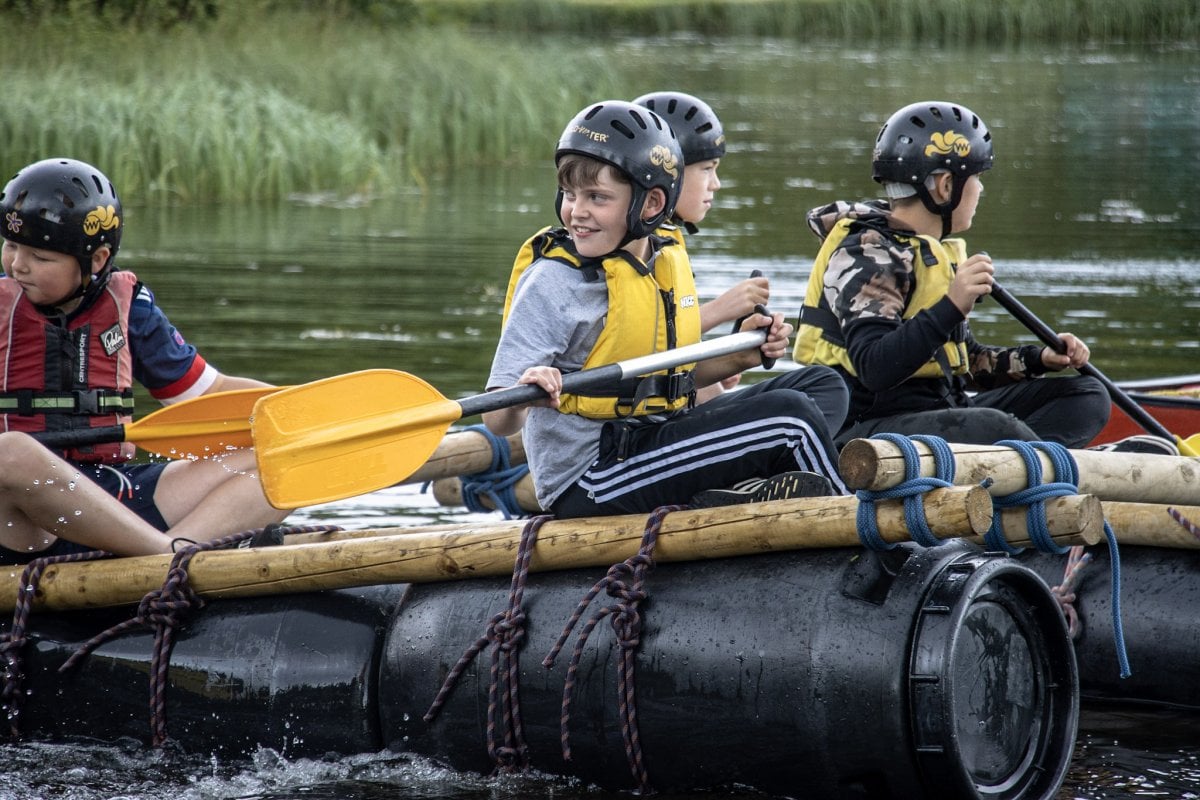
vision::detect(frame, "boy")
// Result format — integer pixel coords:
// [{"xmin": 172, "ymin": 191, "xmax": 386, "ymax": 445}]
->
[
  {"xmin": 484, "ymin": 100, "xmax": 848, "ymax": 519},
  {"xmin": 0, "ymin": 157, "xmax": 290, "ymax": 564},
  {"xmin": 634, "ymin": 90, "xmax": 769, "ymax": 402},
  {"xmin": 793, "ymin": 101, "xmax": 1110, "ymax": 448}
]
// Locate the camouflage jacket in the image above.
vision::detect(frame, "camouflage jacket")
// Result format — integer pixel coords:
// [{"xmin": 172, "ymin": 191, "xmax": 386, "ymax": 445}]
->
[{"xmin": 804, "ymin": 200, "xmax": 1047, "ymax": 424}]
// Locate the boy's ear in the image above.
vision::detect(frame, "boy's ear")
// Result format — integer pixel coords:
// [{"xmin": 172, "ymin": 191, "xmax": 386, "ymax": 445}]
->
[
  {"xmin": 640, "ymin": 187, "xmax": 668, "ymax": 220},
  {"xmin": 89, "ymin": 245, "xmax": 111, "ymax": 274},
  {"xmin": 930, "ymin": 173, "xmax": 955, "ymax": 204}
]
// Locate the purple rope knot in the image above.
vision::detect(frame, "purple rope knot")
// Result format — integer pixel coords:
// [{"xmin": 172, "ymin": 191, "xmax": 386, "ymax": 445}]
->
[
  {"xmin": 422, "ymin": 514, "xmax": 551, "ymax": 774},
  {"xmin": 544, "ymin": 504, "xmax": 682, "ymax": 792},
  {"xmin": 490, "ymin": 608, "xmax": 527, "ymax": 652}
]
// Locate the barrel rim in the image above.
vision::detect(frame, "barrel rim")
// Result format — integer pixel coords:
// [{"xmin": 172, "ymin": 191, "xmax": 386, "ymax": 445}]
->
[{"xmin": 907, "ymin": 551, "xmax": 1080, "ymax": 800}]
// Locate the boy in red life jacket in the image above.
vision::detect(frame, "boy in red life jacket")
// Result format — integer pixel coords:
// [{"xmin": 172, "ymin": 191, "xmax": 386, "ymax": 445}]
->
[
  {"xmin": 483, "ymin": 101, "xmax": 848, "ymax": 519},
  {"xmin": 0, "ymin": 157, "xmax": 290, "ymax": 565}
]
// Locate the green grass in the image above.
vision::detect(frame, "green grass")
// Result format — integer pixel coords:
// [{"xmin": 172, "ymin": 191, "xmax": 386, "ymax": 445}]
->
[
  {"xmin": 414, "ymin": 0, "xmax": 1200, "ymax": 43},
  {"xmin": 1, "ymin": 0, "xmax": 1193, "ymax": 203},
  {"xmin": 0, "ymin": 15, "xmax": 628, "ymax": 202}
]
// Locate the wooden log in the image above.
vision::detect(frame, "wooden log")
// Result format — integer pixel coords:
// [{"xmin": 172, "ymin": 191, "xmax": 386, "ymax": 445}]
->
[
  {"xmin": 839, "ymin": 438, "xmax": 1200, "ymax": 504},
  {"xmin": 1101, "ymin": 501, "xmax": 1200, "ymax": 549},
  {"xmin": 2, "ymin": 486, "xmax": 1005, "ymax": 612},
  {"xmin": 401, "ymin": 429, "xmax": 526, "ymax": 485},
  {"xmin": 431, "ymin": 473, "xmax": 543, "ymax": 512}
]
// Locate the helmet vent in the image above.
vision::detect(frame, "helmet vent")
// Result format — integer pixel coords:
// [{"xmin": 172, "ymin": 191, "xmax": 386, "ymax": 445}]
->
[
  {"xmin": 610, "ymin": 119, "xmax": 637, "ymax": 140},
  {"xmin": 909, "ymin": 115, "xmax": 928, "ymax": 128},
  {"xmin": 69, "ymin": 177, "xmax": 90, "ymax": 200}
]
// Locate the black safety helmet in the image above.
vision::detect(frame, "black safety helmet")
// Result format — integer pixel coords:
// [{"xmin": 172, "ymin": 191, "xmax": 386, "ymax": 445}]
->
[
  {"xmin": 633, "ymin": 91, "xmax": 726, "ymax": 164},
  {"xmin": 0, "ymin": 158, "xmax": 122, "ymax": 290},
  {"xmin": 555, "ymin": 100, "xmax": 683, "ymax": 244},
  {"xmin": 872, "ymin": 101, "xmax": 993, "ymax": 237}
]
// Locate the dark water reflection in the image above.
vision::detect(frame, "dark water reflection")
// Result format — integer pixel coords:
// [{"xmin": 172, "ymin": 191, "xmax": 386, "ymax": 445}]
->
[{"xmin": 5, "ymin": 38, "xmax": 1199, "ymax": 800}]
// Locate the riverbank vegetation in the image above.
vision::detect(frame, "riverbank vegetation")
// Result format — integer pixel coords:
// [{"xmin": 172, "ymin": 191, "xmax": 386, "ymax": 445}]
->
[{"xmin": 1, "ymin": 0, "xmax": 1194, "ymax": 202}]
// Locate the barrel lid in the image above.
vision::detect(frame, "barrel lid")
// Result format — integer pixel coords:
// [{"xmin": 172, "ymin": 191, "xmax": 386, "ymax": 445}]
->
[{"xmin": 908, "ymin": 552, "xmax": 1079, "ymax": 799}]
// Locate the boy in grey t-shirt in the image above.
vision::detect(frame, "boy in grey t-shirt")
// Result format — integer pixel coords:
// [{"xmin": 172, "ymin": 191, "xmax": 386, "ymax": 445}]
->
[{"xmin": 485, "ymin": 100, "xmax": 848, "ymax": 519}]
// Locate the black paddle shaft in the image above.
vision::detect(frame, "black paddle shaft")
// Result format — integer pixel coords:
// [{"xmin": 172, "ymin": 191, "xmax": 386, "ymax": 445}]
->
[
  {"xmin": 989, "ymin": 281, "xmax": 1177, "ymax": 442},
  {"xmin": 30, "ymin": 426, "xmax": 127, "ymax": 449}
]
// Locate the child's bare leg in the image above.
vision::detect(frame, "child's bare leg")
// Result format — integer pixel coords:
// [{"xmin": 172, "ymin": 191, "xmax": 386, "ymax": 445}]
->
[
  {"xmin": 153, "ymin": 449, "xmax": 291, "ymax": 543},
  {"xmin": 0, "ymin": 432, "xmax": 173, "ymax": 557}
]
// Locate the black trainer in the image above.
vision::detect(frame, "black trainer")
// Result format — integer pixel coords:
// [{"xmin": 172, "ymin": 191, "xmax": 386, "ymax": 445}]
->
[
  {"xmin": 1089, "ymin": 435, "xmax": 1179, "ymax": 456},
  {"xmin": 690, "ymin": 471, "xmax": 834, "ymax": 508},
  {"xmin": 237, "ymin": 523, "xmax": 286, "ymax": 548}
]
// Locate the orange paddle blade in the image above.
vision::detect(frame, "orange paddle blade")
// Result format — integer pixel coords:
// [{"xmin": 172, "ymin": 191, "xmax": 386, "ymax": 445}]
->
[
  {"xmin": 125, "ymin": 386, "xmax": 282, "ymax": 458},
  {"xmin": 252, "ymin": 369, "xmax": 462, "ymax": 509}
]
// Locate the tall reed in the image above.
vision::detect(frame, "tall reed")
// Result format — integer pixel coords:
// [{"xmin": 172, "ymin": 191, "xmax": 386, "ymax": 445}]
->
[
  {"xmin": 419, "ymin": 0, "xmax": 1199, "ymax": 42},
  {"xmin": 0, "ymin": 16, "xmax": 627, "ymax": 202}
]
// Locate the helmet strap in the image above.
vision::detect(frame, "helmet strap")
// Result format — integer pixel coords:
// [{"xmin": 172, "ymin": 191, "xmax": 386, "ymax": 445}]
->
[{"xmin": 914, "ymin": 175, "xmax": 967, "ymax": 239}]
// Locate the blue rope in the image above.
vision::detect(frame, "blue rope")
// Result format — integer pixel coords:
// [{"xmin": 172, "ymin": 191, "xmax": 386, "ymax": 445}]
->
[
  {"xmin": 430, "ymin": 425, "xmax": 531, "ymax": 520},
  {"xmin": 983, "ymin": 440, "xmax": 1075, "ymax": 556},
  {"xmin": 855, "ymin": 433, "xmax": 957, "ymax": 550},
  {"xmin": 984, "ymin": 439, "xmax": 1130, "ymax": 678}
]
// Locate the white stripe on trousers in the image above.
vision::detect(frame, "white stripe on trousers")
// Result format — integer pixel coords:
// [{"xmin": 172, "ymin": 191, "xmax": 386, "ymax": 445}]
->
[{"xmin": 577, "ymin": 414, "xmax": 847, "ymax": 503}]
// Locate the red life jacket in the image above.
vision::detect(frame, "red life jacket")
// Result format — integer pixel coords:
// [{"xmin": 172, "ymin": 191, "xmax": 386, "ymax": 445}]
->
[{"xmin": 0, "ymin": 271, "xmax": 137, "ymax": 462}]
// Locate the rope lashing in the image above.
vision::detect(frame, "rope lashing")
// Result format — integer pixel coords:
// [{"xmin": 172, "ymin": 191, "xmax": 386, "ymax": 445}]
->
[
  {"xmin": 437, "ymin": 425, "xmax": 530, "ymax": 519},
  {"xmin": 982, "ymin": 440, "xmax": 1077, "ymax": 556},
  {"xmin": 855, "ymin": 433, "xmax": 958, "ymax": 550},
  {"xmin": 59, "ymin": 524, "xmax": 340, "ymax": 746},
  {"xmin": 0, "ymin": 549, "xmax": 112, "ymax": 738},
  {"xmin": 423, "ymin": 514, "xmax": 551, "ymax": 774},
  {"xmin": 1052, "ymin": 545, "xmax": 1092, "ymax": 639},
  {"xmin": 985, "ymin": 440, "xmax": 1130, "ymax": 679},
  {"xmin": 542, "ymin": 505, "xmax": 682, "ymax": 795}
]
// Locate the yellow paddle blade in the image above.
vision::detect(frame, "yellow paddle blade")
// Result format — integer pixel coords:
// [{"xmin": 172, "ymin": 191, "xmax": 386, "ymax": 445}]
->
[
  {"xmin": 1178, "ymin": 434, "xmax": 1200, "ymax": 457},
  {"xmin": 252, "ymin": 369, "xmax": 462, "ymax": 509},
  {"xmin": 126, "ymin": 386, "xmax": 282, "ymax": 458}
]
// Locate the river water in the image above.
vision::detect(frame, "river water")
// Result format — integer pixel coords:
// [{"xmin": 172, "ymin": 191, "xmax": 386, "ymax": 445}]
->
[{"xmin": 3, "ymin": 36, "xmax": 1199, "ymax": 800}]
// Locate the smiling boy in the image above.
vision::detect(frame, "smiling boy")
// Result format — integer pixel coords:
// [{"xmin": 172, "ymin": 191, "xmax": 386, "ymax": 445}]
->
[{"xmin": 484, "ymin": 101, "xmax": 848, "ymax": 518}]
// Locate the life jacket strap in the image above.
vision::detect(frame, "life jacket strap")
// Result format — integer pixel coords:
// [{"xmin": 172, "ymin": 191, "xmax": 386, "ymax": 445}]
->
[{"xmin": 0, "ymin": 388, "xmax": 135, "ymax": 416}]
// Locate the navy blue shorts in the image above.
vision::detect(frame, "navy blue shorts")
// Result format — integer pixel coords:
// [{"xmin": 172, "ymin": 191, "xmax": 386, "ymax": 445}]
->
[{"xmin": 0, "ymin": 461, "xmax": 170, "ymax": 565}]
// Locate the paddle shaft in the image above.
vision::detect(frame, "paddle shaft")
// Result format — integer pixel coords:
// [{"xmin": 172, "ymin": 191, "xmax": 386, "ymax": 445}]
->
[
  {"xmin": 456, "ymin": 329, "xmax": 769, "ymax": 417},
  {"xmin": 31, "ymin": 426, "xmax": 129, "ymax": 449},
  {"xmin": 989, "ymin": 282, "xmax": 1177, "ymax": 442}
]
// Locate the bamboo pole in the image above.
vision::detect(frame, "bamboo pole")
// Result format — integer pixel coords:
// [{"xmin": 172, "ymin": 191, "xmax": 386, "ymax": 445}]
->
[
  {"xmin": 839, "ymin": 438, "xmax": 1200, "ymax": 504},
  {"xmin": 2, "ymin": 486, "xmax": 1004, "ymax": 612}
]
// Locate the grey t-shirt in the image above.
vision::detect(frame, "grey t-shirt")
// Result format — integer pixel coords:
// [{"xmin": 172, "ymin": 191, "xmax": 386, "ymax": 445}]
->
[{"xmin": 487, "ymin": 257, "xmax": 609, "ymax": 509}]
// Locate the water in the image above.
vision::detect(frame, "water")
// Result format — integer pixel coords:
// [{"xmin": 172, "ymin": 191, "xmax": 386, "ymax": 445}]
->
[{"xmin": 4, "ymin": 36, "xmax": 1200, "ymax": 800}]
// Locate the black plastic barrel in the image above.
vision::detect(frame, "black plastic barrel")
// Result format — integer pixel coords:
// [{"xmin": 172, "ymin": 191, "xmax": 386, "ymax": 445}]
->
[
  {"xmin": 1021, "ymin": 544, "xmax": 1200, "ymax": 710},
  {"xmin": 7, "ymin": 584, "xmax": 406, "ymax": 756},
  {"xmin": 380, "ymin": 541, "xmax": 1078, "ymax": 799}
]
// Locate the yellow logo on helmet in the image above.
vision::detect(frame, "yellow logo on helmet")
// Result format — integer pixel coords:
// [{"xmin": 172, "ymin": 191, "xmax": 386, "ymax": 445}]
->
[
  {"xmin": 82, "ymin": 205, "xmax": 120, "ymax": 237},
  {"xmin": 649, "ymin": 145, "xmax": 679, "ymax": 179},
  {"xmin": 925, "ymin": 131, "xmax": 971, "ymax": 158}
]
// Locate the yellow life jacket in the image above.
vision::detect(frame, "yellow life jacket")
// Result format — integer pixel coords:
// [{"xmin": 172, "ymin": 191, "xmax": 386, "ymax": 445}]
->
[
  {"xmin": 793, "ymin": 219, "xmax": 969, "ymax": 380},
  {"xmin": 502, "ymin": 226, "xmax": 702, "ymax": 419}
]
